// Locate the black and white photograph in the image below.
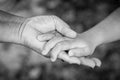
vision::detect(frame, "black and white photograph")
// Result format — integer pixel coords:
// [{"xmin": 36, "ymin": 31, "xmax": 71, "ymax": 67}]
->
[{"xmin": 0, "ymin": 0, "xmax": 119, "ymax": 80}]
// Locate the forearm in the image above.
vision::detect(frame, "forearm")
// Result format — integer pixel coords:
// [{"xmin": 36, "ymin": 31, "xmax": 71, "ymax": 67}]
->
[
  {"xmin": 0, "ymin": 10, "xmax": 26, "ymax": 43},
  {"xmin": 82, "ymin": 8, "xmax": 120, "ymax": 46}
]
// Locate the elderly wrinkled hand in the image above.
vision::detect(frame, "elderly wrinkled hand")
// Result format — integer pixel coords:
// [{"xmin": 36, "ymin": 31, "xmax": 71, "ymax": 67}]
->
[{"xmin": 18, "ymin": 15, "xmax": 77, "ymax": 54}]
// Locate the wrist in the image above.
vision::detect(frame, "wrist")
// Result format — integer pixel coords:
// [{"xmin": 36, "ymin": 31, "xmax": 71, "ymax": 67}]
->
[
  {"xmin": 80, "ymin": 27, "xmax": 104, "ymax": 47},
  {"xmin": 12, "ymin": 16, "xmax": 28, "ymax": 44},
  {"xmin": 0, "ymin": 16, "xmax": 27, "ymax": 44}
]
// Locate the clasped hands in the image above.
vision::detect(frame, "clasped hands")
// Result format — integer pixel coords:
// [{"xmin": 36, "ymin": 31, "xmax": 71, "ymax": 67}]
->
[{"xmin": 19, "ymin": 16, "xmax": 101, "ymax": 68}]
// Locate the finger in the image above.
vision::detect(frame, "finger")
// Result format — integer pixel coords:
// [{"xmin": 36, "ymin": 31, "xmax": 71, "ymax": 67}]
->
[
  {"xmin": 37, "ymin": 33, "xmax": 55, "ymax": 41},
  {"xmin": 79, "ymin": 57, "xmax": 96, "ymax": 68},
  {"xmin": 58, "ymin": 51, "xmax": 80, "ymax": 64},
  {"xmin": 30, "ymin": 37, "xmax": 46, "ymax": 54},
  {"xmin": 68, "ymin": 48, "xmax": 90, "ymax": 57},
  {"xmin": 42, "ymin": 33, "xmax": 71, "ymax": 55},
  {"xmin": 51, "ymin": 40, "xmax": 73, "ymax": 62},
  {"xmin": 53, "ymin": 16, "xmax": 77, "ymax": 38},
  {"xmin": 41, "ymin": 35, "xmax": 65, "ymax": 55},
  {"xmin": 50, "ymin": 40, "xmax": 89, "ymax": 62},
  {"xmin": 92, "ymin": 58, "xmax": 101, "ymax": 67}
]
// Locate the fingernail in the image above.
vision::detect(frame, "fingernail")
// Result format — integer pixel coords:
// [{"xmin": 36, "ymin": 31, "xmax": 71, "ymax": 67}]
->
[
  {"xmin": 42, "ymin": 50, "xmax": 47, "ymax": 55},
  {"xmin": 51, "ymin": 58, "xmax": 55, "ymax": 62},
  {"xmin": 69, "ymin": 51, "xmax": 74, "ymax": 56},
  {"xmin": 37, "ymin": 36, "xmax": 41, "ymax": 41}
]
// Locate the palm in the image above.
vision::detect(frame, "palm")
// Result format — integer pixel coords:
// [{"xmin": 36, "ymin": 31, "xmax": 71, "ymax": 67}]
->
[
  {"xmin": 22, "ymin": 26, "xmax": 46, "ymax": 53},
  {"xmin": 20, "ymin": 16, "xmax": 56, "ymax": 53}
]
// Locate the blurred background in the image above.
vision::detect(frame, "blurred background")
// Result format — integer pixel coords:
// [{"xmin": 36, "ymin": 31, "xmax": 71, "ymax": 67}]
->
[{"xmin": 0, "ymin": 0, "xmax": 120, "ymax": 80}]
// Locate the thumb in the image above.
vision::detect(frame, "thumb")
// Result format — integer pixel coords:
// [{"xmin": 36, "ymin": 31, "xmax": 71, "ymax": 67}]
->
[
  {"xmin": 53, "ymin": 16, "xmax": 77, "ymax": 38},
  {"xmin": 58, "ymin": 51, "xmax": 80, "ymax": 64},
  {"xmin": 68, "ymin": 48, "xmax": 91, "ymax": 57},
  {"xmin": 79, "ymin": 57, "xmax": 101, "ymax": 68}
]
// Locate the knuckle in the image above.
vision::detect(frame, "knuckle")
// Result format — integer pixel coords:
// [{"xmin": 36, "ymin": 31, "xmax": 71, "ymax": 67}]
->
[
  {"xmin": 51, "ymin": 15, "xmax": 61, "ymax": 23},
  {"xmin": 54, "ymin": 36, "xmax": 63, "ymax": 40},
  {"xmin": 50, "ymin": 15, "xmax": 59, "ymax": 26},
  {"xmin": 56, "ymin": 42, "xmax": 62, "ymax": 47},
  {"xmin": 53, "ymin": 15, "xmax": 59, "ymax": 19},
  {"xmin": 51, "ymin": 15, "xmax": 58, "ymax": 20},
  {"xmin": 53, "ymin": 43, "xmax": 63, "ymax": 51},
  {"xmin": 56, "ymin": 41, "xmax": 67, "ymax": 46},
  {"xmin": 88, "ymin": 51, "xmax": 93, "ymax": 56}
]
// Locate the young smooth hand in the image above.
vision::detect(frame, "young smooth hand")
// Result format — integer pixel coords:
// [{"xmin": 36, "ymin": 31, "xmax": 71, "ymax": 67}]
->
[{"xmin": 41, "ymin": 33, "xmax": 102, "ymax": 68}]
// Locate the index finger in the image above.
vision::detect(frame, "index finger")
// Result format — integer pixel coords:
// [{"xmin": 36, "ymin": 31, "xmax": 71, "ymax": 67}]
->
[{"xmin": 53, "ymin": 16, "xmax": 77, "ymax": 38}]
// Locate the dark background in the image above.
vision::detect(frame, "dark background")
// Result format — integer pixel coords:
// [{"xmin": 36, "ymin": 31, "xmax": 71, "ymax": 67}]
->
[{"xmin": 0, "ymin": 0, "xmax": 120, "ymax": 80}]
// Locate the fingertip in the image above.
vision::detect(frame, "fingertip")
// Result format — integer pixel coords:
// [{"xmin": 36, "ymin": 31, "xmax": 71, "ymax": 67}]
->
[
  {"xmin": 92, "ymin": 58, "xmax": 102, "ymax": 67},
  {"xmin": 41, "ymin": 50, "xmax": 47, "ymax": 55},
  {"xmin": 80, "ymin": 57, "xmax": 96, "ymax": 68},
  {"xmin": 51, "ymin": 45, "xmax": 62, "ymax": 63},
  {"xmin": 68, "ymin": 50, "xmax": 74, "ymax": 56},
  {"xmin": 91, "ymin": 64, "xmax": 96, "ymax": 68},
  {"xmin": 70, "ymin": 31, "xmax": 77, "ymax": 38},
  {"xmin": 58, "ymin": 52, "xmax": 81, "ymax": 65},
  {"xmin": 41, "ymin": 41, "xmax": 53, "ymax": 56},
  {"xmin": 51, "ymin": 51, "xmax": 57, "ymax": 62},
  {"xmin": 71, "ymin": 30, "xmax": 77, "ymax": 38},
  {"xmin": 51, "ymin": 57, "xmax": 56, "ymax": 62},
  {"xmin": 66, "ymin": 29, "xmax": 77, "ymax": 38},
  {"xmin": 37, "ymin": 35, "xmax": 42, "ymax": 41},
  {"xmin": 54, "ymin": 16, "xmax": 77, "ymax": 38}
]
